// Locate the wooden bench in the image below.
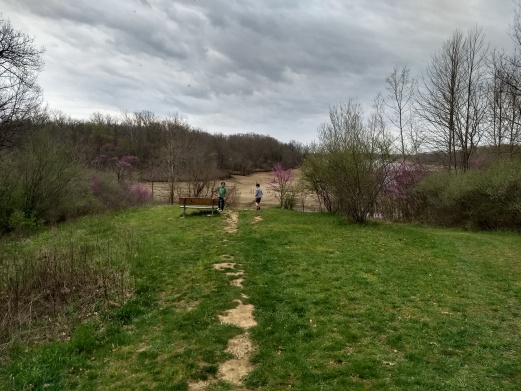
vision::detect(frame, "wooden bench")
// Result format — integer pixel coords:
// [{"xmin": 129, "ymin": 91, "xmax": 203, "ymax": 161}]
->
[{"xmin": 179, "ymin": 197, "xmax": 218, "ymax": 217}]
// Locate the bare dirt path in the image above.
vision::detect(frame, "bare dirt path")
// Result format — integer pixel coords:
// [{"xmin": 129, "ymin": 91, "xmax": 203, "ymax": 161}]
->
[{"xmin": 188, "ymin": 211, "xmax": 257, "ymax": 391}]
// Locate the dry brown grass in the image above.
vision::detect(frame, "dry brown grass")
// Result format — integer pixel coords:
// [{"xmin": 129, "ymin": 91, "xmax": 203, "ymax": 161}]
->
[{"xmin": 0, "ymin": 237, "xmax": 136, "ymax": 348}]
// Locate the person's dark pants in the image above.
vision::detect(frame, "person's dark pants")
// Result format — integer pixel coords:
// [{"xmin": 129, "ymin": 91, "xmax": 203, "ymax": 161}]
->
[{"xmin": 218, "ymin": 197, "xmax": 225, "ymax": 211}]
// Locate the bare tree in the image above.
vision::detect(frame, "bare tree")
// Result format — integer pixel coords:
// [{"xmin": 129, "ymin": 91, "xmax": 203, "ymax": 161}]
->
[
  {"xmin": 418, "ymin": 30, "xmax": 465, "ymax": 170},
  {"xmin": 385, "ymin": 65, "xmax": 417, "ymax": 160},
  {"xmin": 418, "ymin": 28, "xmax": 488, "ymax": 171},
  {"xmin": 511, "ymin": 0, "xmax": 521, "ymax": 49},
  {"xmin": 159, "ymin": 113, "xmax": 189, "ymax": 204},
  {"xmin": 487, "ymin": 49, "xmax": 521, "ymax": 156},
  {"xmin": 486, "ymin": 1, "xmax": 521, "ymax": 156},
  {"xmin": 183, "ymin": 131, "xmax": 221, "ymax": 197},
  {"xmin": 458, "ymin": 27, "xmax": 489, "ymax": 170},
  {"xmin": 0, "ymin": 15, "xmax": 44, "ymax": 149},
  {"xmin": 303, "ymin": 99, "xmax": 394, "ymax": 223}
]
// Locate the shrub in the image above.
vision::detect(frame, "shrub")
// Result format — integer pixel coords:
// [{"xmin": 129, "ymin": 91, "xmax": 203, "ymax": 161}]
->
[
  {"xmin": 268, "ymin": 164, "xmax": 294, "ymax": 208},
  {"xmin": 8, "ymin": 210, "xmax": 44, "ymax": 235},
  {"xmin": 90, "ymin": 173, "xmax": 130, "ymax": 211},
  {"xmin": 0, "ymin": 129, "xmax": 90, "ymax": 233},
  {"xmin": 282, "ymin": 191, "xmax": 297, "ymax": 210},
  {"xmin": 301, "ymin": 100, "xmax": 394, "ymax": 222},
  {"xmin": 412, "ymin": 158, "xmax": 521, "ymax": 230},
  {"xmin": 91, "ymin": 174, "xmax": 154, "ymax": 210},
  {"xmin": 127, "ymin": 184, "xmax": 152, "ymax": 206}
]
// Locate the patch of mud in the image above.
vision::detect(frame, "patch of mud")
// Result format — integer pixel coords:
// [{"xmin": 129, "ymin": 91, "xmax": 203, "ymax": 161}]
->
[
  {"xmin": 218, "ymin": 300, "xmax": 257, "ymax": 329},
  {"xmin": 213, "ymin": 263, "xmax": 236, "ymax": 270}
]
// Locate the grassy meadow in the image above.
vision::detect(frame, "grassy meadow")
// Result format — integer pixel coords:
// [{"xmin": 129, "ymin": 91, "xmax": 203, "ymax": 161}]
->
[{"xmin": 1, "ymin": 206, "xmax": 521, "ymax": 390}]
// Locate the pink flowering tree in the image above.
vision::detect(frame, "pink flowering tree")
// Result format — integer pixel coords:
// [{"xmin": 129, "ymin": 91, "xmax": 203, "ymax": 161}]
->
[
  {"xmin": 382, "ymin": 162, "xmax": 427, "ymax": 221},
  {"xmin": 128, "ymin": 184, "xmax": 152, "ymax": 205},
  {"xmin": 268, "ymin": 164, "xmax": 294, "ymax": 208},
  {"xmin": 386, "ymin": 162, "xmax": 427, "ymax": 198},
  {"xmin": 93, "ymin": 151, "xmax": 139, "ymax": 183}
]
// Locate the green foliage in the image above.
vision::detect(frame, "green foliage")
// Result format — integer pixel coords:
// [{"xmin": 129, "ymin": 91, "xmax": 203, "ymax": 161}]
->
[
  {"xmin": 8, "ymin": 210, "xmax": 44, "ymax": 235},
  {"xmin": 0, "ymin": 128, "xmax": 92, "ymax": 233},
  {"xmin": 413, "ymin": 158, "xmax": 521, "ymax": 230},
  {"xmin": 282, "ymin": 190, "xmax": 297, "ymax": 210},
  {"xmin": 16, "ymin": 129, "xmax": 81, "ymax": 221}
]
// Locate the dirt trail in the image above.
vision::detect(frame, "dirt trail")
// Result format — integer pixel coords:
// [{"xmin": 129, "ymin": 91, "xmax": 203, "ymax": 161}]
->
[
  {"xmin": 188, "ymin": 211, "xmax": 257, "ymax": 391},
  {"xmin": 224, "ymin": 211, "xmax": 239, "ymax": 233}
]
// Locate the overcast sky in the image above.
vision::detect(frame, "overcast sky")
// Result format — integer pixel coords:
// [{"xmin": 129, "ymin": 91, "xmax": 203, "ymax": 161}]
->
[{"xmin": 2, "ymin": 0, "xmax": 517, "ymax": 143}]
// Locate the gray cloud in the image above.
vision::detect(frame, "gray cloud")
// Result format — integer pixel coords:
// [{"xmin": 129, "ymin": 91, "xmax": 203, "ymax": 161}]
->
[{"xmin": 1, "ymin": 0, "xmax": 517, "ymax": 143}]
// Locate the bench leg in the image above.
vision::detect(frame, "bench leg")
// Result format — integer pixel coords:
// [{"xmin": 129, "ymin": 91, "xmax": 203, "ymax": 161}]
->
[{"xmin": 183, "ymin": 205, "xmax": 186, "ymax": 218}]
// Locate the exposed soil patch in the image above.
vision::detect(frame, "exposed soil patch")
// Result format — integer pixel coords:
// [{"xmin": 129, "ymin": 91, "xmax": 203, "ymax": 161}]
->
[
  {"xmin": 189, "ymin": 212, "xmax": 256, "ymax": 390},
  {"xmin": 218, "ymin": 299, "xmax": 257, "ymax": 329},
  {"xmin": 226, "ymin": 270, "xmax": 244, "ymax": 277},
  {"xmin": 230, "ymin": 278, "xmax": 244, "ymax": 288},
  {"xmin": 218, "ymin": 357, "xmax": 253, "ymax": 385},
  {"xmin": 252, "ymin": 216, "xmax": 263, "ymax": 223},
  {"xmin": 213, "ymin": 263, "xmax": 236, "ymax": 270},
  {"xmin": 226, "ymin": 334, "xmax": 254, "ymax": 359},
  {"xmin": 224, "ymin": 211, "xmax": 239, "ymax": 233},
  {"xmin": 216, "ymin": 334, "xmax": 254, "ymax": 384},
  {"xmin": 188, "ymin": 381, "xmax": 210, "ymax": 391}
]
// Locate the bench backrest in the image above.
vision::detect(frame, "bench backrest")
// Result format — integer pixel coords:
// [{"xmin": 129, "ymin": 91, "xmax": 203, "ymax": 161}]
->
[{"xmin": 179, "ymin": 197, "xmax": 217, "ymax": 206}]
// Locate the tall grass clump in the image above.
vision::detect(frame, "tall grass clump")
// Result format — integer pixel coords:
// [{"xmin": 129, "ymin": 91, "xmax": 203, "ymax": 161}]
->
[
  {"xmin": 412, "ymin": 158, "xmax": 521, "ymax": 230},
  {"xmin": 0, "ymin": 233, "xmax": 137, "ymax": 346}
]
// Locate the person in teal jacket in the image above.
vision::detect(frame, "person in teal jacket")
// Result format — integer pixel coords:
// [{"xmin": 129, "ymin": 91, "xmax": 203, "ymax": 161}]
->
[{"xmin": 218, "ymin": 182, "xmax": 227, "ymax": 211}]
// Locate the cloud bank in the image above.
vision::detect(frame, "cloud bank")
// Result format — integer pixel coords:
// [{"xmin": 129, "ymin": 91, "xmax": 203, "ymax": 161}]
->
[{"xmin": 2, "ymin": 0, "xmax": 515, "ymax": 142}]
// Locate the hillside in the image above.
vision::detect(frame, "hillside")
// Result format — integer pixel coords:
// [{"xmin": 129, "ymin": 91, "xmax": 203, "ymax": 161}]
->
[{"xmin": 1, "ymin": 207, "xmax": 521, "ymax": 390}]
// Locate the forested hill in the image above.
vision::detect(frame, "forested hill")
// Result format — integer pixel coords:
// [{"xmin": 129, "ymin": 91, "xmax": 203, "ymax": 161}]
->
[{"xmin": 32, "ymin": 111, "xmax": 306, "ymax": 179}]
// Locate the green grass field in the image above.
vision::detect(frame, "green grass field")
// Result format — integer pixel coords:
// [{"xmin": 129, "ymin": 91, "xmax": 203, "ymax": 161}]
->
[{"xmin": 1, "ymin": 206, "xmax": 521, "ymax": 390}]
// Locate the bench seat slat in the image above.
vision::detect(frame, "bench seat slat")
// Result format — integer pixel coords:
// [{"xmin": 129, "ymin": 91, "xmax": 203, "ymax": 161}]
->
[
  {"xmin": 179, "ymin": 197, "xmax": 217, "ymax": 206},
  {"xmin": 179, "ymin": 197, "xmax": 217, "ymax": 217}
]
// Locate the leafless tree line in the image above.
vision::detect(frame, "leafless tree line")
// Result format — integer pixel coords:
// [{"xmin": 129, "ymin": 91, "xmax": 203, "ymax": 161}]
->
[
  {"xmin": 386, "ymin": 16, "xmax": 521, "ymax": 170},
  {"xmin": 0, "ymin": 14, "xmax": 44, "ymax": 149},
  {"xmin": 303, "ymin": 5, "xmax": 521, "ymax": 224}
]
